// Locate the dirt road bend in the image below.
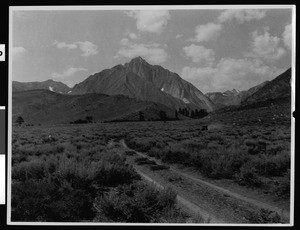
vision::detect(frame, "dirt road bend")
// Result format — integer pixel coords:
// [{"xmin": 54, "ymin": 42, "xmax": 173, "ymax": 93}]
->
[{"xmin": 108, "ymin": 139, "xmax": 222, "ymax": 222}]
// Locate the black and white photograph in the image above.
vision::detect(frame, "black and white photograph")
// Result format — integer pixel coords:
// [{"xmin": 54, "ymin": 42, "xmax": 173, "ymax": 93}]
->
[{"xmin": 7, "ymin": 5, "xmax": 295, "ymax": 225}]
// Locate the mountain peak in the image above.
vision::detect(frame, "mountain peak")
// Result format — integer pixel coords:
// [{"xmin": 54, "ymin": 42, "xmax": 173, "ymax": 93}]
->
[
  {"xmin": 71, "ymin": 56, "xmax": 215, "ymax": 111},
  {"xmin": 124, "ymin": 56, "xmax": 151, "ymax": 71},
  {"xmin": 223, "ymin": 88, "xmax": 241, "ymax": 96},
  {"xmin": 129, "ymin": 56, "xmax": 148, "ymax": 64}
]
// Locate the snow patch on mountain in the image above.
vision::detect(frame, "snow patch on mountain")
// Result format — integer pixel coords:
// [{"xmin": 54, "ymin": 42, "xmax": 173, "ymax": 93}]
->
[{"xmin": 183, "ymin": 98, "xmax": 190, "ymax": 104}]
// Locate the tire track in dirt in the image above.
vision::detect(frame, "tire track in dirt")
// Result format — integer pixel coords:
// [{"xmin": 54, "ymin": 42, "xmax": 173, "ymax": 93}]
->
[
  {"xmin": 109, "ymin": 139, "xmax": 222, "ymax": 223},
  {"xmin": 134, "ymin": 167, "xmax": 222, "ymax": 223},
  {"xmin": 120, "ymin": 139, "xmax": 290, "ymax": 222}
]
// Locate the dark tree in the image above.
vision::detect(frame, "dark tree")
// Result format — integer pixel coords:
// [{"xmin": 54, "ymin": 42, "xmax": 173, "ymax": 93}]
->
[
  {"xmin": 175, "ymin": 110, "xmax": 179, "ymax": 120},
  {"xmin": 139, "ymin": 111, "xmax": 145, "ymax": 121},
  {"xmin": 159, "ymin": 110, "xmax": 167, "ymax": 122},
  {"xmin": 191, "ymin": 110, "xmax": 195, "ymax": 118},
  {"xmin": 200, "ymin": 109, "xmax": 208, "ymax": 118},
  {"xmin": 16, "ymin": 116, "xmax": 24, "ymax": 126},
  {"xmin": 85, "ymin": 116, "xmax": 93, "ymax": 123},
  {"xmin": 185, "ymin": 109, "xmax": 190, "ymax": 117}
]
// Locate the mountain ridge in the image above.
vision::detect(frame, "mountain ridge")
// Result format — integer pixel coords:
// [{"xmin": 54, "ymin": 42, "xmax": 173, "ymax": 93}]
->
[
  {"xmin": 205, "ymin": 80, "xmax": 271, "ymax": 109},
  {"xmin": 12, "ymin": 79, "xmax": 71, "ymax": 94},
  {"xmin": 241, "ymin": 68, "xmax": 291, "ymax": 106},
  {"xmin": 12, "ymin": 57, "xmax": 292, "ymax": 114},
  {"xmin": 71, "ymin": 57, "xmax": 214, "ymax": 111}
]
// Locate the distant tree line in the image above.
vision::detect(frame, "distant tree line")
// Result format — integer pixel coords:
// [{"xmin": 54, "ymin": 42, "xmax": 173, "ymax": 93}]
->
[
  {"xmin": 137, "ymin": 108, "xmax": 208, "ymax": 122},
  {"xmin": 138, "ymin": 110, "xmax": 169, "ymax": 122},
  {"xmin": 70, "ymin": 116, "xmax": 94, "ymax": 124},
  {"xmin": 177, "ymin": 108, "xmax": 208, "ymax": 119}
]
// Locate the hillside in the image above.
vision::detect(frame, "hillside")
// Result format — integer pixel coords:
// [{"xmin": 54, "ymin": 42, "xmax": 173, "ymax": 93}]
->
[
  {"xmin": 241, "ymin": 68, "xmax": 291, "ymax": 106},
  {"xmin": 12, "ymin": 90, "xmax": 186, "ymax": 125}
]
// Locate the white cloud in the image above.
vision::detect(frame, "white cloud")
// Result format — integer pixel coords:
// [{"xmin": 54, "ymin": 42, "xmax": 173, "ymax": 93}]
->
[
  {"xmin": 52, "ymin": 67, "xmax": 88, "ymax": 79},
  {"xmin": 125, "ymin": 10, "xmax": 170, "ymax": 34},
  {"xmin": 12, "ymin": 46, "xmax": 26, "ymax": 60},
  {"xmin": 283, "ymin": 24, "xmax": 292, "ymax": 50},
  {"xmin": 218, "ymin": 9, "xmax": 266, "ymax": 23},
  {"xmin": 128, "ymin": 32, "xmax": 139, "ymax": 40},
  {"xmin": 53, "ymin": 41, "xmax": 77, "ymax": 50},
  {"xmin": 53, "ymin": 41, "xmax": 98, "ymax": 57},
  {"xmin": 181, "ymin": 58, "xmax": 282, "ymax": 93},
  {"xmin": 123, "ymin": 31, "xmax": 140, "ymax": 40},
  {"xmin": 116, "ymin": 39, "xmax": 168, "ymax": 64},
  {"xmin": 120, "ymin": 38, "xmax": 130, "ymax": 46},
  {"xmin": 175, "ymin": 34, "xmax": 183, "ymax": 39},
  {"xmin": 76, "ymin": 41, "xmax": 98, "ymax": 57},
  {"xmin": 248, "ymin": 30, "xmax": 286, "ymax": 61},
  {"xmin": 189, "ymin": 23, "xmax": 222, "ymax": 43},
  {"xmin": 183, "ymin": 44, "xmax": 215, "ymax": 65}
]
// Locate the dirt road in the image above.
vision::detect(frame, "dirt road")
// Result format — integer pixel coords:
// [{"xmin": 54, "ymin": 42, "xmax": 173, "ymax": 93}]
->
[
  {"xmin": 119, "ymin": 139, "xmax": 290, "ymax": 223},
  {"xmin": 135, "ymin": 168, "xmax": 222, "ymax": 223},
  {"xmin": 108, "ymin": 139, "xmax": 290, "ymax": 223}
]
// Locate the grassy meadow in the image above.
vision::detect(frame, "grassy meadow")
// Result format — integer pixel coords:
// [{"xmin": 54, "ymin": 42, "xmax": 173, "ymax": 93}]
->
[
  {"xmin": 11, "ymin": 123, "xmax": 198, "ymax": 222},
  {"xmin": 11, "ymin": 102, "xmax": 291, "ymax": 222}
]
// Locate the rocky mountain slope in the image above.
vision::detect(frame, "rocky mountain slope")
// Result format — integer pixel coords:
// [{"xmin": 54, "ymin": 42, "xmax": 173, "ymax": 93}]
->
[
  {"xmin": 71, "ymin": 57, "xmax": 214, "ymax": 111},
  {"xmin": 241, "ymin": 68, "xmax": 291, "ymax": 106}
]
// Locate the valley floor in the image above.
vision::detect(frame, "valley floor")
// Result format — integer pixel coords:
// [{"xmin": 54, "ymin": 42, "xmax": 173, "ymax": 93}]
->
[{"xmin": 11, "ymin": 101, "xmax": 292, "ymax": 224}]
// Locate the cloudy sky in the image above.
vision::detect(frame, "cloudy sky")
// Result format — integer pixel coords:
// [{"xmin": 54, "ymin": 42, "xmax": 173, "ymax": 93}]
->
[{"xmin": 11, "ymin": 6, "xmax": 293, "ymax": 93}]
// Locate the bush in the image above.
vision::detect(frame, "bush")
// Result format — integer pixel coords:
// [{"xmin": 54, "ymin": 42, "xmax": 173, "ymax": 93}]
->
[
  {"xmin": 272, "ymin": 171, "xmax": 290, "ymax": 199},
  {"xmin": 11, "ymin": 177, "xmax": 96, "ymax": 222},
  {"xmin": 93, "ymin": 182, "xmax": 178, "ymax": 223},
  {"xmin": 11, "ymin": 150, "xmax": 141, "ymax": 221},
  {"xmin": 244, "ymin": 208, "xmax": 281, "ymax": 223},
  {"xmin": 191, "ymin": 147, "xmax": 248, "ymax": 179},
  {"xmin": 147, "ymin": 147, "xmax": 163, "ymax": 159},
  {"xmin": 238, "ymin": 162, "xmax": 262, "ymax": 188},
  {"xmin": 12, "ymin": 160, "xmax": 46, "ymax": 181},
  {"xmin": 245, "ymin": 139, "xmax": 267, "ymax": 155},
  {"xmin": 241, "ymin": 153, "xmax": 290, "ymax": 178},
  {"xmin": 125, "ymin": 150, "xmax": 136, "ymax": 156},
  {"xmin": 161, "ymin": 145, "xmax": 191, "ymax": 165}
]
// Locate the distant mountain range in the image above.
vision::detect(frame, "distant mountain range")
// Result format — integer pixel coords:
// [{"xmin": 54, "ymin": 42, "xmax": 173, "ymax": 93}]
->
[
  {"xmin": 13, "ymin": 57, "xmax": 214, "ymax": 112},
  {"xmin": 12, "ymin": 57, "xmax": 291, "ymax": 124},
  {"xmin": 205, "ymin": 81, "xmax": 269, "ymax": 109},
  {"xmin": 206, "ymin": 68, "xmax": 291, "ymax": 109},
  {"xmin": 12, "ymin": 79, "xmax": 71, "ymax": 94}
]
